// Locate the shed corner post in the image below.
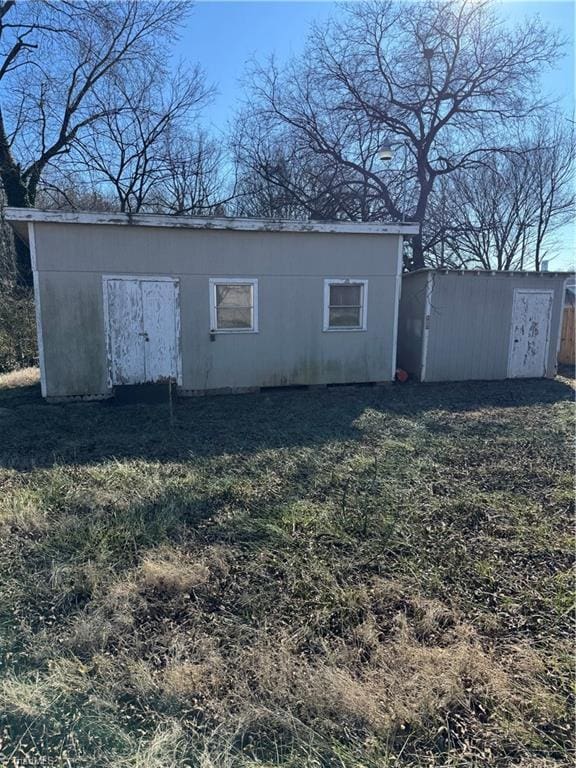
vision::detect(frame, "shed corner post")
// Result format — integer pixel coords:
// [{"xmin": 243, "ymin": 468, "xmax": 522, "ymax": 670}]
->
[
  {"xmin": 28, "ymin": 221, "xmax": 47, "ymax": 398},
  {"xmin": 390, "ymin": 234, "xmax": 404, "ymax": 380},
  {"xmin": 553, "ymin": 276, "xmax": 569, "ymax": 376},
  {"xmin": 420, "ymin": 270, "xmax": 434, "ymax": 382}
]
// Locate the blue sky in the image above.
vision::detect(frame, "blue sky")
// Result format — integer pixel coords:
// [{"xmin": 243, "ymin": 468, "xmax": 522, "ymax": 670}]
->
[
  {"xmin": 177, "ymin": 1, "xmax": 574, "ymax": 129},
  {"xmin": 174, "ymin": 1, "xmax": 575, "ymax": 269}
]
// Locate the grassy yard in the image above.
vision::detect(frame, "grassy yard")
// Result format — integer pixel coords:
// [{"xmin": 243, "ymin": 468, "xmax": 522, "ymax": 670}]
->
[{"xmin": 0, "ymin": 369, "xmax": 574, "ymax": 767}]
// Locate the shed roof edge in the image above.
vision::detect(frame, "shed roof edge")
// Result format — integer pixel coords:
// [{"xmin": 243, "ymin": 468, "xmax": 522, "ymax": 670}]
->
[
  {"xmin": 402, "ymin": 267, "xmax": 574, "ymax": 278},
  {"xmin": 4, "ymin": 208, "xmax": 419, "ymax": 236}
]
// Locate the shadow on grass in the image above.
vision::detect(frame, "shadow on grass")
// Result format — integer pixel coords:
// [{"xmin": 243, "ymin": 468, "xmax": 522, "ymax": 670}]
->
[
  {"xmin": 0, "ymin": 383, "xmax": 40, "ymax": 403},
  {"xmin": 0, "ymin": 375, "xmax": 573, "ymax": 470}
]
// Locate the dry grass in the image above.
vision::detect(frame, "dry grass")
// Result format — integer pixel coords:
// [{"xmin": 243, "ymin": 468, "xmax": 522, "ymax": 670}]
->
[
  {"xmin": 139, "ymin": 547, "xmax": 212, "ymax": 595},
  {"xmin": 0, "ymin": 373, "xmax": 574, "ymax": 766},
  {"xmin": 0, "ymin": 365, "xmax": 39, "ymax": 389}
]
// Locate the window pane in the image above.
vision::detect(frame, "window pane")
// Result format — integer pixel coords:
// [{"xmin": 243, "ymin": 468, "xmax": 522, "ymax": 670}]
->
[
  {"xmin": 216, "ymin": 307, "xmax": 252, "ymax": 329},
  {"xmin": 330, "ymin": 284, "xmax": 361, "ymax": 307},
  {"xmin": 216, "ymin": 284, "xmax": 252, "ymax": 308},
  {"xmin": 329, "ymin": 307, "xmax": 362, "ymax": 327}
]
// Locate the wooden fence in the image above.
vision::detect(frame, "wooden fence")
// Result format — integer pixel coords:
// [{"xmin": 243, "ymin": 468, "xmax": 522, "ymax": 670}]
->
[{"xmin": 558, "ymin": 306, "xmax": 575, "ymax": 365}]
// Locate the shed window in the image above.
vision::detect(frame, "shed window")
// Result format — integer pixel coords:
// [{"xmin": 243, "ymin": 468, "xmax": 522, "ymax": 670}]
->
[
  {"xmin": 209, "ymin": 278, "xmax": 258, "ymax": 332},
  {"xmin": 323, "ymin": 279, "xmax": 368, "ymax": 331}
]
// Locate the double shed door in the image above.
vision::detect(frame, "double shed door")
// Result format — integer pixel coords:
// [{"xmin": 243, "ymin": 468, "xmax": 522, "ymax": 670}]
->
[{"xmin": 105, "ymin": 276, "xmax": 181, "ymax": 386}]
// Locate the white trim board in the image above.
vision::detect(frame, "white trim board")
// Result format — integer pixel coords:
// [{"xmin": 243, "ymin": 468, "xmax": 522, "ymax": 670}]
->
[
  {"xmin": 102, "ymin": 276, "xmax": 112, "ymax": 390},
  {"xmin": 554, "ymin": 278, "xmax": 568, "ymax": 372},
  {"xmin": 102, "ymin": 274, "xmax": 179, "ymax": 282},
  {"xmin": 390, "ymin": 237, "xmax": 404, "ymax": 379},
  {"xmin": 420, "ymin": 271, "xmax": 434, "ymax": 382},
  {"xmin": 29, "ymin": 223, "xmax": 47, "ymax": 398},
  {"xmin": 5, "ymin": 207, "xmax": 420, "ymax": 237}
]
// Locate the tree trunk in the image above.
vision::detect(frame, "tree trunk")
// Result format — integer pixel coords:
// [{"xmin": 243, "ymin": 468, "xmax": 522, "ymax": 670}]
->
[
  {"xmin": 409, "ymin": 175, "xmax": 431, "ymax": 272},
  {"xmin": 0, "ymin": 115, "xmax": 33, "ymax": 288},
  {"xmin": 409, "ymin": 231, "xmax": 425, "ymax": 271},
  {"xmin": 2, "ymin": 174, "xmax": 33, "ymax": 288}
]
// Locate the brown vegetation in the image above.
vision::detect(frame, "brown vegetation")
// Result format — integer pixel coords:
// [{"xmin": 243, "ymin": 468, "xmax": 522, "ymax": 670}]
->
[{"xmin": 0, "ymin": 370, "xmax": 573, "ymax": 765}]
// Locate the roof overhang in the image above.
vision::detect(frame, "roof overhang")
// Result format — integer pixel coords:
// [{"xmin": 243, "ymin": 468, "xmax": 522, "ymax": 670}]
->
[
  {"xmin": 5, "ymin": 207, "xmax": 420, "ymax": 238},
  {"xmin": 403, "ymin": 267, "xmax": 575, "ymax": 279}
]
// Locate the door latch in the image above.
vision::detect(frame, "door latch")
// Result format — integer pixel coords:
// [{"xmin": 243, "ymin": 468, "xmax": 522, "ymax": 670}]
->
[{"xmin": 139, "ymin": 332, "xmax": 149, "ymax": 342}]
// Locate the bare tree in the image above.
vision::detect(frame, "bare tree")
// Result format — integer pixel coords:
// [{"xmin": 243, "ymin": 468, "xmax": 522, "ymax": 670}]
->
[
  {"xmin": 34, "ymin": 170, "xmax": 117, "ymax": 213},
  {"xmin": 0, "ymin": 0, "xmax": 189, "ymax": 284},
  {"xmin": 238, "ymin": 0, "xmax": 563, "ymax": 268},
  {"xmin": 68, "ymin": 66, "xmax": 210, "ymax": 213},
  {"xmin": 427, "ymin": 118, "xmax": 575, "ymax": 270},
  {"xmin": 527, "ymin": 119, "xmax": 575, "ymax": 271},
  {"xmin": 151, "ymin": 129, "xmax": 234, "ymax": 215},
  {"xmin": 233, "ymin": 128, "xmax": 391, "ymax": 220}
]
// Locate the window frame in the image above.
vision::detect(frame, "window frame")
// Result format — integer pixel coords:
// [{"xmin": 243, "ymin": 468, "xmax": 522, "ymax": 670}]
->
[
  {"xmin": 323, "ymin": 278, "xmax": 368, "ymax": 332},
  {"xmin": 209, "ymin": 277, "xmax": 259, "ymax": 334}
]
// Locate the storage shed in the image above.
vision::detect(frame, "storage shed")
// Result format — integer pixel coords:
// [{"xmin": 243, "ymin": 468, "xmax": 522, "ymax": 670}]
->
[
  {"xmin": 6, "ymin": 208, "xmax": 417, "ymax": 401},
  {"xmin": 397, "ymin": 269, "xmax": 572, "ymax": 382}
]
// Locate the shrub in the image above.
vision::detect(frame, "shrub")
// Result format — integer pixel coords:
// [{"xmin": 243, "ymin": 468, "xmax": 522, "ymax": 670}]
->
[{"xmin": 0, "ymin": 287, "xmax": 37, "ymax": 373}]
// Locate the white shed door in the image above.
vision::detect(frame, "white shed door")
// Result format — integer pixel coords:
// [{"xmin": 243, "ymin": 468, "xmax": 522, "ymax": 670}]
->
[
  {"xmin": 141, "ymin": 280, "xmax": 179, "ymax": 382},
  {"xmin": 508, "ymin": 290, "xmax": 553, "ymax": 378},
  {"xmin": 106, "ymin": 278, "xmax": 179, "ymax": 385}
]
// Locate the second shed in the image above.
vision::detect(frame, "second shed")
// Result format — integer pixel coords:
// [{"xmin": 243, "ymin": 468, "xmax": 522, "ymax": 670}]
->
[{"xmin": 397, "ymin": 269, "xmax": 572, "ymax": 382}]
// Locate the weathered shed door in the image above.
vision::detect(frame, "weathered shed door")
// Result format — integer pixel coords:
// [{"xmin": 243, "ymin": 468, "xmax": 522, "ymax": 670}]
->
[
  {"xmin": 508, "ymin": 290, "xmax": 553, "ymax": 378},
  {"xmin": 105, "ymin": 277, "xmax": 180, "ymax": 386}
]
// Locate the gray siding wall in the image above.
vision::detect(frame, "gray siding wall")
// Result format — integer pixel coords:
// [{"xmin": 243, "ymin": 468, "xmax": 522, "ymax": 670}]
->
[
  {"xmin": 34, "ymin": 223, "xmax": 401, "ymax": 397},
  {"xmin": 424, "ymin": 272, "xmax": 566, "ymax": 382},
  {"xmin": 397, "ymin": 271, "xmax": 429, "ymax": 378}
]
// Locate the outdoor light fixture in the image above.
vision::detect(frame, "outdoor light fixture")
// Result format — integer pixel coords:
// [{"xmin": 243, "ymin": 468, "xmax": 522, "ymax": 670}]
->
[
  {"xmin": 378, "ymin": 145, "xmax": 393, "ymax": 162},
  {"xmin": 378, "ymin": 141, "xmax": 408, "ymax": 223}
]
